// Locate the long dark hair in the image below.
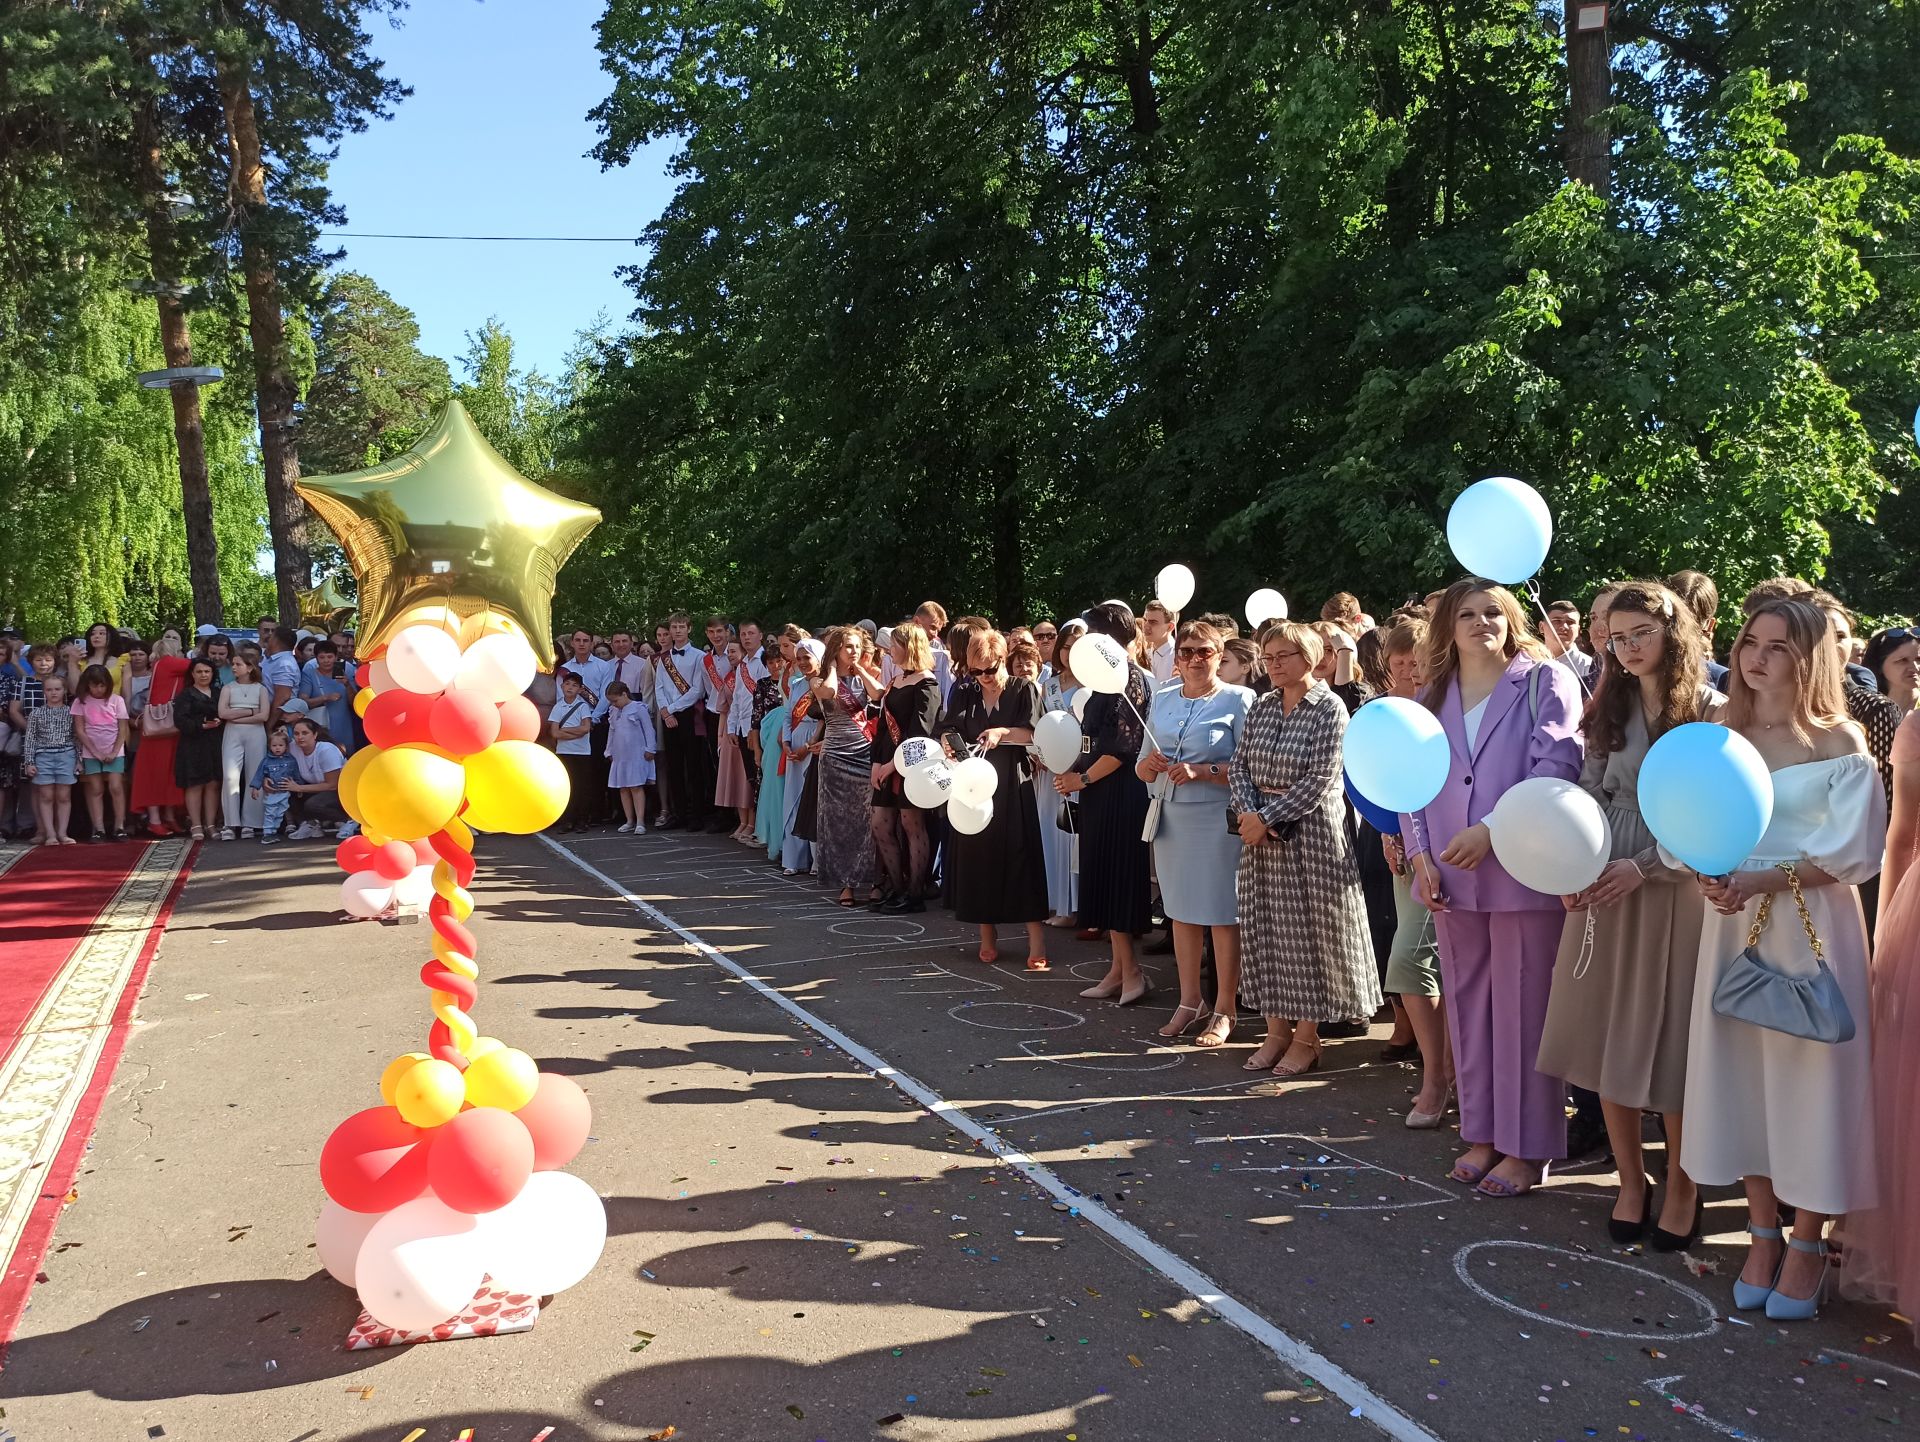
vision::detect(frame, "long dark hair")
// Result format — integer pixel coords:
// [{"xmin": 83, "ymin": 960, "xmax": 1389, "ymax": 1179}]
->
[
  {"xmin": 1582, "ymin": 582, "xmax": 1710, "ymax": 755},
  {"xmin": 1082, "ymin": 600, "xmax": 1137, "ymax": 647}
]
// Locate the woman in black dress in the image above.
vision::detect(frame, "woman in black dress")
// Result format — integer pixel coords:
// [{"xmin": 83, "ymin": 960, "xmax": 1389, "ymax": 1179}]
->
[
  {"xmin": 944, "ymin": 628, "xmax": 1051, "ymax": 967},
  {"xmin": 171, "ymin": 657, "xmax": 224, "ymax": 840},
  {"xmin": 1054, "ymin": 601, "xmax": 1154, "ymax": 1004},
  {"xmin": 870, "ymin": 621, "xmax": 942, "ymax": 912}
]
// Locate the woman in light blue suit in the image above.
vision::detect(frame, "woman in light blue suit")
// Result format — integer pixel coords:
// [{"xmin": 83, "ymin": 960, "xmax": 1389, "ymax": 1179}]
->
[{"xmin": 1140, "ymin": 621, "xmax": 1253, "ymax": 1047}]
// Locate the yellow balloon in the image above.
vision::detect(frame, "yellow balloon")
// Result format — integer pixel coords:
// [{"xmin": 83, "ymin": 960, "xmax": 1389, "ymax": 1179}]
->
[
  {"xmin": 461, "ymin": 740, "xmax": 568, "ymax": 834},
  {"xmin": 379, "ymin": 1052, "xmax": 431, "ymax": 1105},
  {"xmin": 463, "ymin": 1046, "xmax": 539, "ymax": 1111},
  {"xmin": 393, "ymin": 1057, "xmax": 465, "ymax": 1128},
  {"xmin": 352, "ymin": 686, "xmax": 374, "ymax": 719},
  {"xmin": 357, "ymin": 746, "xmax": 467, "ymax": 840},
  {"xmin": 466, "ymin": 1036, "xmax": 505, "ymax": 1060},
  {"xmin": 337, "ymin": 744, "xmax": 379, "ymax": 823}
]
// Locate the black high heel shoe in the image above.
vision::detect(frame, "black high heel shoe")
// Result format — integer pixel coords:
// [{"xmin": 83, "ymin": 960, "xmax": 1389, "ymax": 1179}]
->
[
  {"xmin": 1650, "ymin": 1195, "xmax": 1703, "ymax": 1253},
  {"xmin": 1608, "ymin": 1187, "xmax": 1654, "ymax": 1244}
]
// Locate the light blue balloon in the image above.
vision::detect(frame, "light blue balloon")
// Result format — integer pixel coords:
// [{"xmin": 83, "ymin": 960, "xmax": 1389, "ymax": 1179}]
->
[
  {"xmin": 1343, "ymin": 697, "xmax": 1451, "ymax": 814},
  {"xmin": 1446, "ymin": 475, "xmax": 1554, "ymax": 583},
  {"xmin": 1639, "ymin": 722, "xmax": 1775, "ymax": 876}
]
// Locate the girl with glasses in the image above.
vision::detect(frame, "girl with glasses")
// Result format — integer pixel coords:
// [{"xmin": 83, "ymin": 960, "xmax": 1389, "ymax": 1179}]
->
[{"xmin": 1537, "ymin": 582, "xmax": 1724, "ymax": 1247}]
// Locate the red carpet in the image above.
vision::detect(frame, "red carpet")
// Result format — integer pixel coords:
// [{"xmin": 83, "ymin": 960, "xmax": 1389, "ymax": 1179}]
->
[{"xmin": 0, "ymin": 840, "xmax": 193, "ymax": 1353}]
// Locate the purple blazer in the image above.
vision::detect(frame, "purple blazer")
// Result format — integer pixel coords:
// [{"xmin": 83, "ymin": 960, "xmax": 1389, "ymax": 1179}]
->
[{"xmin": 1402, "ymin": 654, "xmax": 1584, "ymax": 912}]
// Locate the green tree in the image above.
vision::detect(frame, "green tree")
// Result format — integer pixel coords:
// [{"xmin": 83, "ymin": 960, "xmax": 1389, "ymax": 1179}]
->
[{"xmin": 302, "ymin": 270, "xmax": 451, "ymax": 474}]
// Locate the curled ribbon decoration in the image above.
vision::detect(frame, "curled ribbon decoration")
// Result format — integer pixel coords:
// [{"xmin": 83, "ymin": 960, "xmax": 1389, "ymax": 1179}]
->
[{"xmin": 423, "ymin": 820, "xmax": 480, "ymax": 1067}]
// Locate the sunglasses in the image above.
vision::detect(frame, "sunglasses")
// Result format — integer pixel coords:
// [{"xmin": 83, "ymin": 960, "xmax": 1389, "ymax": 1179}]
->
[
  {"xmin": 1033, "ymin": 631, "xmax": 1057, "ymax": 640},
  {"xmin": 966, "ymin": 666, "xmax": 998, "ymax": 677},
  {"xmin": 1176, "ymin": 646, "xmax": 1217, "ymax": 660}
]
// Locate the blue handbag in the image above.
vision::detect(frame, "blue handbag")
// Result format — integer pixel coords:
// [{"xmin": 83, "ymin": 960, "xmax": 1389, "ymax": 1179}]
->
[{"xmin": 1711, "ymin": 863, "xmax": 1855, "ymax": 1045}]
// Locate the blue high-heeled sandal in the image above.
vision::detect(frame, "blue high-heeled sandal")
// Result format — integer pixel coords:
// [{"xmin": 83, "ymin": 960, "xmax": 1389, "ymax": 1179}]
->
[
  {"xmin": 1731, "ymin": 1224, "xmax": 1785, "ymax": 1310},
  {"xmin": 1764, "ymin": 1236, "xmax": 1829, "ymax": 1321}
]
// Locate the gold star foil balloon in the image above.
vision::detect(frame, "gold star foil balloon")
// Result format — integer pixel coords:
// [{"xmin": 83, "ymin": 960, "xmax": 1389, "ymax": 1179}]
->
[
  {"xmin": 296, "ymin": 401, "xmax": 600, "ymax": 662},
  {"xmin": 295, "ymin": 575, "xmax": 357, "ymax": 632}
]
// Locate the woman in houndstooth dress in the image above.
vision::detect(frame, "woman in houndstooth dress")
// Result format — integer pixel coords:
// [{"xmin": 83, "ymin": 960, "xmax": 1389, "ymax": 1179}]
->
[{"xmin": 1231, "ymin": 622, "xmax": 1381, "ymax": 1079}]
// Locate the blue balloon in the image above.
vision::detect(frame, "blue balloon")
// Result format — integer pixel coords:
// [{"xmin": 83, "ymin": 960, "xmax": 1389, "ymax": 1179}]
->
[
  {"xmin": 1639, "ymin": 722, "xmax": 1775, "ymax": 876},
  {"xmin": 1446, "ymin": 475, "xmax": 1554, "ymax": 583},
  {"xmin": 1343, "ymin": 697, "xmax": 1451, "ymax": 814},
  {"xmin": 1344, "ymin": 770, "xmax": 1401, "ymax": 835}
]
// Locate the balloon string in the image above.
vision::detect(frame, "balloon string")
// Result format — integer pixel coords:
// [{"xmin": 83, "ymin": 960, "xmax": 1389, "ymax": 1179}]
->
[
  {"xmin": 1525, "ymin": 579, "xmax": 1595, "ymax": 700},
  {"xmin": 1571, "ymin": 909, "xmax": 1597, "ymax": 980},
  {"xmin": 423, "ymin": 819, "xmax": 479, "ymax": 1066}
]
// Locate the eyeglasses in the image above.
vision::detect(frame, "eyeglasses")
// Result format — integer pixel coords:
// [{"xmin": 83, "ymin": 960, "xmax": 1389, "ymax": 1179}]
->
[
  {"xmin": 1262, "ymin": 650, "xmax": 1304, "ymax": 666},
  {"xmin": 1176, "ymin": 646, "xmax": 1217, "ymax": 660},
  {"xmin": 1605, "ymin": 627, "xmax": 1661, "ymax": 654}
]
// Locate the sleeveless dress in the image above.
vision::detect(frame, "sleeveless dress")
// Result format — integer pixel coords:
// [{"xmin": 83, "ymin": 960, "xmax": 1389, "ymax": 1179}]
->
[
  {"xmin": 942, "ymin": 679, "xmax": 1048, "ymax": 925},
  {"xmin": 1677, "ymin": 752, "xmax": 1886, "ymax": 1216},
  {"xmin": 813, "ymin": 677, "xmax": 876, "ymax": 890},
  {"xmin": 779, "ymin": 675, "xmax": 818, "ymax": 872},
  {"xmin": 1537, "ymin": 690, "xmax": 1726, "ymax": 1111},
  {"xmin": 1840, "ymin": 712, "xmax": 1920, "ymax": 1339}
]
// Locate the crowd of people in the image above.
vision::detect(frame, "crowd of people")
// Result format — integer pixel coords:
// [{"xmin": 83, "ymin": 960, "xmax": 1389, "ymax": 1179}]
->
[
  {"xmin": 0, "ymin": 618, "xmax": 360, "ymax": 844},
  {"xmin": 533, "ymin": 577, "xmax": 1917, "ymax": 1335}
]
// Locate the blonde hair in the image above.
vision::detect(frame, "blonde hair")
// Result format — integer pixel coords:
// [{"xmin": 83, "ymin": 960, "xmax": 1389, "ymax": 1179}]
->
[
  {"xmin": 892, "ymin": 620, "xmax": 934, "ymax": 672},
  {"xmin": 1724, "ymin": 598, "xmax": 1850, "ymax": 745},
  {"xmin": 969, "ymin": 628, "xmax": 1009, "ymax": 686},
  {"xmin": 1421, "ymin": 578, "xmax": 1547, "ymax": 716},
  {"xmin": 1262, "ymin": 620, "xmax": 1324, "ymax": 671}
]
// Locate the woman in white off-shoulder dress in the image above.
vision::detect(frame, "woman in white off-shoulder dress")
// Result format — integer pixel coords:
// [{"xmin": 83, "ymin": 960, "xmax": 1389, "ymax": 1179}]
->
[{"xmin": 1676, "ymin": 599, "xmax": 1887, "ymax": 1322}]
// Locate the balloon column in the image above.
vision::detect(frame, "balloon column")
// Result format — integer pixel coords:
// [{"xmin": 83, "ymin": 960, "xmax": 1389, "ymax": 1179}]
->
[{"xmin": 296, "ymin": 402, "xmax": 607, "ymax": 1336}]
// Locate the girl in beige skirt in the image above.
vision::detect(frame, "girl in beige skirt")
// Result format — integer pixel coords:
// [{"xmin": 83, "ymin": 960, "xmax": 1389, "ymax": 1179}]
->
[{"xmin": 1536, "ymin": 582, "xmax": 1725, "ymax": 1250}]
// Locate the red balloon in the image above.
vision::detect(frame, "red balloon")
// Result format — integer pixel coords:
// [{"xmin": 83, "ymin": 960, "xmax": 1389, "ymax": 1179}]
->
[
  {"xmin": 429, "ymin": 691, "xmax": 502, "ymax": 756},
  {"xmin": 319, "ymin": 1106, "xmax": 432, "ymax": 1213},
  {"xmin": 427, "ymin": 1107, "xmax": 534, "ymax": 1214},
  {"xmin": 370, "ymin": 839, "xmax": 416, "ymax": 882},
  {"xmin": 363, "ymin": 689, "xmax": 436, "ymax": 750},
  {"xmin": 335, "ymin": 836, "xmax": 376, "ymax": 873},
  {"xmin": 410, "ymin": 837, "xmax": 439, "ymax": 867},
  {"xmin": 515, "ymin": 1072, "xmax": 592, "ymax": 1171},
  {"xmin": 496, "ymin": 694, "xmax": 542, "ymax": 743}
]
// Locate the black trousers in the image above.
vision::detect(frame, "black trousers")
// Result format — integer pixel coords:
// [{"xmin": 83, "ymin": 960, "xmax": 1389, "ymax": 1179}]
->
[
  {"xmin": 701, "ymin": 713, "xmax": 725, "ymax": 826},
  {"xmin": 661, "ymin": 713, "xmax": 711, "ymax": 827},
  {"xmin": 589, "ymin": 718, "xmax": 611, "ymax": 822},
  {"xmin": 559, "ymin": 753, "xmax": 594, "ymax": 827}
]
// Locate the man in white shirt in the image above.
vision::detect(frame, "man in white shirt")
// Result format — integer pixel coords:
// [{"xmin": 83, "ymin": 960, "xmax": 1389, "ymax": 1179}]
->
[
  {"xmin": 696, "ymin": 616, "xmax": 737, "ymax": 832},
  {"xmin": 558, "ymin": 628, "xmax": 614, "ymax": 826},
  {"xmin": 1143, "ymin": 601, "xmax": 1177, "ymax": 685},
  {"xmin": 915, "ymin": 600, "xmax": 953, "ymax": 703},
  {"xmin": 654, "ymin": 611, "xmax": 711, "ymax": 830},
  {"xmin": 1543, "ymin": 599, "xmax": 1596, "ymax": 687}
]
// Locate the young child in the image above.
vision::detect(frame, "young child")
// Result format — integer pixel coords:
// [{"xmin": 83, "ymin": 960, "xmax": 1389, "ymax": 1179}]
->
[
  {"xmin": 547, "ymin": 671, "xmax": 594, "ymax": 833},
  {"xmin": 71, "ymin": 664, "xmax": 130, "ymax": 840},
  {"xmin": 250, "ymin": 728, "xmax": 300, "ymax": 842},
  {"xmin": 23, "ymin": 673, "xmax": 77, "ymax": 846},
  {"xmin": 604, "ymin": 679, "xmax": 656, "ymax": 834}
]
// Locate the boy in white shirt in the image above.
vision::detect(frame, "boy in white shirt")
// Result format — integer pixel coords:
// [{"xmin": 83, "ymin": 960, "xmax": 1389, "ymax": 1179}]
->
[{"xmin": 547, "ymin": 671, "xmax": 595, "ymax": 834}]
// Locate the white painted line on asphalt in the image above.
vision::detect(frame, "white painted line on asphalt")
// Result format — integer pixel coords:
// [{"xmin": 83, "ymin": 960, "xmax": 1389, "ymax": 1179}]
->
[
  {"xmin": 541, "ymin": 834, "xmax": 1443, "ymax": 1442},
  {"xmin": 1452, "ymin": 1240, "xmax": 1721, "ymax": 1341},
  {"xmin": 1642, "ymin": 1376, "xmax": 1768, "ymax": 1439}
]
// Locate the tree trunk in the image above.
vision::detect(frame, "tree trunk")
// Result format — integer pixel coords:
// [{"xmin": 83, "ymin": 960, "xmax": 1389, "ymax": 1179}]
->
[
  {"xmin": 218, "ymin": 55, "xmax": 308, "ymax": 623},
  {"xmin": 1563, "ymin": 0, "xmax": 1612, "ymax": 196},
  {"xmin": 134, "ymin": 93, "xmax": 224, "ymax": 627}
]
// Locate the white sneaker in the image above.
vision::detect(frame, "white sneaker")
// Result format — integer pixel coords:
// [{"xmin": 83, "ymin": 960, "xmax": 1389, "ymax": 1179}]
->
[
  {"xmin": 632, "ymin": 822, "xmax": 647, "ymax": 835},
  {"xmin": 615, "ymin": 821, "xmax": 633, "ymax": 834},
  {"xmin": 335, "ymin": 821, "xmax": 360, "ymax": 839},
  {"xmin": 288, "ymin": 822, "xmax": 318, "ymax": 841}
]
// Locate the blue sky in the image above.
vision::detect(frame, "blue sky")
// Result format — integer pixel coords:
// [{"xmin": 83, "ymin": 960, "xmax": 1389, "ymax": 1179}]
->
[{"xmin": 323, "ymin": 0, "xmax": 673, "ymax": 377}]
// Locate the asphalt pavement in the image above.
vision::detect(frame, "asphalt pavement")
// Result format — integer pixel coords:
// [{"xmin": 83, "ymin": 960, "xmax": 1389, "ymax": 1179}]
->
[{"xmin": 4, "ymin": 826, "xmax": 1914, "ymax": 1442}]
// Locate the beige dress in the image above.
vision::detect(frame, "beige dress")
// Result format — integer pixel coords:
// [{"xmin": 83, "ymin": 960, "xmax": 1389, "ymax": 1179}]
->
[{"xmin": 1536, "ymin": 691, "xmax": 1725, "ymax": 1112}]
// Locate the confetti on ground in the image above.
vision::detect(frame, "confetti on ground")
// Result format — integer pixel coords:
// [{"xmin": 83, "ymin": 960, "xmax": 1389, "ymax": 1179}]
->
[
  {"xmin": 786, "ymin": 1404, "xmax": 805, "ymax": 1420},
  {"xmin": 981, "ymin": 1367, "xmax": 1006, "ymax": 1377},
  {"xmin": 631, "ymin": 1330, "xmax": 656, "ymax": 1353},
  {"xmin": 1127, "ymin": 1354, "xmax": 1145, "ymax": 1367},
  {"xmin": 645, "ymin": 1428, "xmax": 677, "ymax": 1441}
]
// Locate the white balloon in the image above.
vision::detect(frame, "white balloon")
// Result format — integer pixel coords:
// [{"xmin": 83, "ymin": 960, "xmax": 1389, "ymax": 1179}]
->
[
  {"xmin": 365, "ymin": 657, "xmax": 394, "ymax": 695},
  {"xmin": 1246, "ymin": 588, "xmax": 1289, "ymax": 628},
  {"xmin": 1486, "ymin": 777, "xmax": 1612, "ymax": 896},
  {"xmin": 341, "ymin": 871, "xmax": 395, "ymax": 919},
  {"xmin": 386, "ymin": 625, "xmax": 462, "ymax": 695},
  {"xmin": 948, "ymin": 756, "xmax": 998, "ymax": 807},
  {"xmin": 392, "ymin": 862, "xmax": 436, "ymax": 910},
  {"xmin": 1154, "ymin": 563, "xmax": 1196, "ymax": 613},
  {"xmin": 947, "ymin": 796, "xmax": 994, "ymax": 835},
  {"xmin": 902, "ymin": 757, "xmax": 954, "ymax": 809},
  {"xmin": 315, "ymin": 1199, "xmax": 381, "ymax": 1289},
  {"xmin": 1069, "ymin": 689, "xmax": 1090, "ymax": 722},
  {"xmin": 480, "ymin": 1171, "xmax": 607, "ymax": 1297},
  {"xmin": 354, "ymin": 1195, "xmax": 488, "ymax": 1332},
  {"xmin": 454, "ymin": 632, "xmax": 538, "ymax": 703},
  {"xmin": 1069, "ymin": 633, "xmax": 1129, "ymax": 695},
  {"xmin": 1033, "ymin": 710, "xmax": 1083, "ymax": 771},
  {"xmin": 894, "ymin": 735, "xmax": 941, "ymax": 773}
]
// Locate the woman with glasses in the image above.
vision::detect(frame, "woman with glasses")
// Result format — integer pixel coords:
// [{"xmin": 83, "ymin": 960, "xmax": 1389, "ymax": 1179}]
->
[
  {"xmin": 1403, "ymin": 579, "xmax": 1583, "ymax": 1198},
  {"xmin": 812, "ymin": 626, "xmax": 881, "ymax": 906},
  {"xmin": 1231, "ymin": 622, "xmax": 1381, "ymax": 1076},
  {"xmin": 1037, "ymin": 619, "xmax": 1087, "ymax": 929},
  {"xmin": 943, "ymin": 628, "xmax": 1051, "ymax": 966},
  {"xmin": 1140, "ymin": 621, "xmax": 1252, "ymax": 1045},
  {"xmin": 1537, "ymin": 583, "xmax": 1724, "ymax": 1247},
  {"xmin": 1056, "ymin": 601, "xmax": 1154, "ymax": 1004}
]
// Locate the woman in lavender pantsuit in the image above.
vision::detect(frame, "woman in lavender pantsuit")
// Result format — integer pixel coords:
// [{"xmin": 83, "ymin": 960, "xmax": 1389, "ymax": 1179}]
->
[{"xmin": 1403, "ymin": 578, "xmax": 1584, "ymax": 1199}]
